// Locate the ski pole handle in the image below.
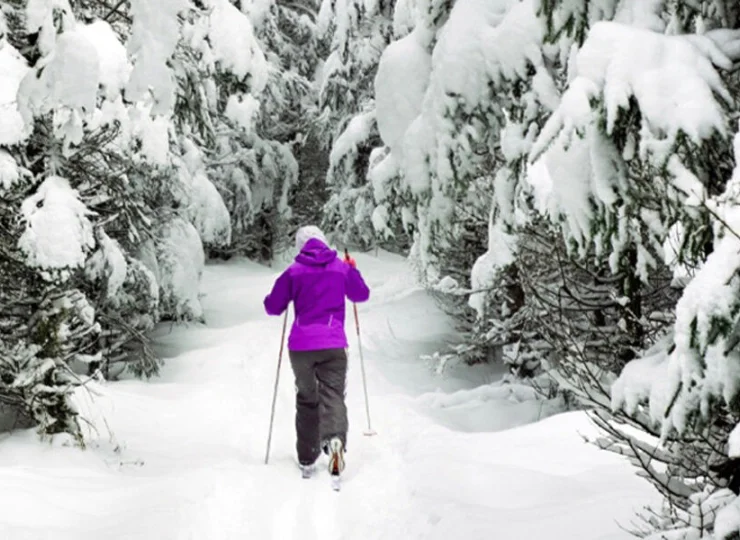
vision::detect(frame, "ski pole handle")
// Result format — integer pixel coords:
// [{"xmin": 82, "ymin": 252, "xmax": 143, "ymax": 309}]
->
[{"xmin": 343, "ymin": 248, "xmax": 357, "ymax": 269}]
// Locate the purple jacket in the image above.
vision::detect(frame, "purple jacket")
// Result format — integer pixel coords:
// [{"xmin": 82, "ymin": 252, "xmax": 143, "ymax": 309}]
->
[{"xmin": 263, "ymin": 239, "xmax": 370, "ymax": 351}]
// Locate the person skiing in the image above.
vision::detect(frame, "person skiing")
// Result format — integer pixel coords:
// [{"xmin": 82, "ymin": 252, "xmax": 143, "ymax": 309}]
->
[{"xmin": 263, "ymin": 226, "xmax": 370, "ymax": 480}]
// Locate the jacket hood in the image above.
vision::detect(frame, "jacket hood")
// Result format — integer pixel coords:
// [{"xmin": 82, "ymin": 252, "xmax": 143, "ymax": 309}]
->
[{"xmin": 295, "ymin": 238, "xmax": 337, "ymax": 266}]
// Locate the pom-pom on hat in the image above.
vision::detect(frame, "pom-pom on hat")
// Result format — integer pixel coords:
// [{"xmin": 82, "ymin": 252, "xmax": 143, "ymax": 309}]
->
[{"xmin": 295, "ymin": 225, "xmax": 328, "ymax": 250}]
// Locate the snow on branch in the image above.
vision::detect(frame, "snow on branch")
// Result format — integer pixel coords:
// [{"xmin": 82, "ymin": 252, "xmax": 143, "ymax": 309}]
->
[
  {"xmin": 18, "ymin": 176, "xmax": 96, "ymax": 282},
  {"xmin": 203, "ymin": 0, "xmax": 268, "ymax": 91},
  {"xmin": 0, "ymin": 150, "xmax": 21, "ymax": 191},
  {"xmin": 612, "ymin": 124, "xmax": 740, "ymax": 440},
  {"xmin": 531, "ymin": 21, "xmax": 733, "ymax": 165},
  {"xmin": 0, "ymin": 40, "xmax": 31, "ymax": 145},
  {"xmin": 126, "ymin": 0, "xmax": 188, "ymax": 114}
]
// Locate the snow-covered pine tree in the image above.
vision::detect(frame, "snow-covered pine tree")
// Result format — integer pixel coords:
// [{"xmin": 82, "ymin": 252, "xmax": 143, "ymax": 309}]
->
[
  {"xmin": 363, "ymin": 7, "xmax": 740, "ymax": 538},
  {"xmin": 607, "ymin": 121, "xmax": 740, "ymax": 540},
  {"xmin": 532, "ymin": 1, "xmax": 740, "ymax": 536},
  {"xmin": 0, "ymin": 0, "xmax": 309, "ymax": 442},
  {"xmin": 187, "ymin": 0, "xmax": 323, "ymax": 262},
  {"xmin": 365, "ymin": 0, "xmax": 738, "ymax": 386},
  {"xmin": 362, "ymin": 0, "xmax": 560, "ymax": 369},
  {"xmin": 316, "ymin": 0, "xmax": 398, "ymax": 248},
  {"xmin": 258, "ymin": 0, "xmax": 328, "ymax": 242}
]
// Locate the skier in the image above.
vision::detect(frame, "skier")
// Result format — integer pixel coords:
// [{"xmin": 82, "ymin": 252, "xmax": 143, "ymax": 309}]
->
[{"xmin": 263, "ymin": 226, "xmax": 370, "ymax": 481}]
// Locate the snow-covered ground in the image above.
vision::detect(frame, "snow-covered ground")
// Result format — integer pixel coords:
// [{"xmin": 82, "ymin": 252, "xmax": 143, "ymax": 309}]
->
[{"xmin": 0, "ymin": 251, "xmax": 657, "ymax": 539}]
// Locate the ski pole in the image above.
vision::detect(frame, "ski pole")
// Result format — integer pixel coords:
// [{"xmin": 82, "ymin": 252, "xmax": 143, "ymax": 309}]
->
[
  {"xmin": 345, "ymin": 249, "xmax": 376, "ymax": 436},
  {"xmin": 265, "ymin": 310, "xmax": 288, "ymax": 464}
]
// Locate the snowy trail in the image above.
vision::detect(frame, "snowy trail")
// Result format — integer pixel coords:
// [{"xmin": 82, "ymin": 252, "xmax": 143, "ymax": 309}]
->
[{"xmin": 0, "ymin": 252, "xmax": 655, "ymax": 539}]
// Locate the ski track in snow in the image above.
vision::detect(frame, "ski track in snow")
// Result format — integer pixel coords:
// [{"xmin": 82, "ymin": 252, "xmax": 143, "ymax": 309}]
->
[{"xmin": 0, "ymin": 251, "xmax": 657, "ymax": 539}]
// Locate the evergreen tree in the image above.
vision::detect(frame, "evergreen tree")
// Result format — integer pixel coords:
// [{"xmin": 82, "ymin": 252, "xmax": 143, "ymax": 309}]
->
[
  {"xmin": 316, "ymin": 0, "xmax": 397, "ymax": 248},
  {"xmin": 0, "ymin": 0, "xmax": 320, "ymax": 442}
]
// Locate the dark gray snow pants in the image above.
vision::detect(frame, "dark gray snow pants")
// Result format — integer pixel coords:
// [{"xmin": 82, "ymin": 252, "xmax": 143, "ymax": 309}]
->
[{"xmin": 289, "ymin": 348, "xmax": 348, "ymax": 465}]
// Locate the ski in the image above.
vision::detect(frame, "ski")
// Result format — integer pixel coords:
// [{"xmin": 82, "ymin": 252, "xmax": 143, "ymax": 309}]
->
[
  {"xmin": 330, "ymin": 473, "xmax": 341, "ymax": 491},
  {"xmin": 299, "ymin": 463, "xmax": 315, "ymax": 479}
]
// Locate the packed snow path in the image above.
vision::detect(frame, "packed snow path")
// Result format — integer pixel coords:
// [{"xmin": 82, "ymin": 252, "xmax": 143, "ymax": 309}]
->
[{"xmin": 0, "ymin": 252, "xmax": 655, "ymax": 539}]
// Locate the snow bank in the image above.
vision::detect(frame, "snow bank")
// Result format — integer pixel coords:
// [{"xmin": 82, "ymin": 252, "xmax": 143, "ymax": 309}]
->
[
  {"xmin": 18, "ymin": 176, "xmax": 95, "ymax": 281},
  {"xmin": 416, "ymin": 378, "xmax": 562, "ymax": 432}
]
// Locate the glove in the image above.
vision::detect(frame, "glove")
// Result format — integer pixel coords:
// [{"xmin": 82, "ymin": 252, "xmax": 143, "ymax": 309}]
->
[{"xmin": 343, "ymin": 251, "xmax": 357, "ymax": 268}]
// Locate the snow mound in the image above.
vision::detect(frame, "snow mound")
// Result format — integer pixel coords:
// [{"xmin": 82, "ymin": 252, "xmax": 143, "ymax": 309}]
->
[{"xmin": 416, "ymin": 379, "xmax": 562, "ymax": 432}]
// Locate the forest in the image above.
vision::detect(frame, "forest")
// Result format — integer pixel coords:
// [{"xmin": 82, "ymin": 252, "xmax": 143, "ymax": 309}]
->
[{"xmin": 3, "ymin": 0, "xmax": 740, "ymax": 537}]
